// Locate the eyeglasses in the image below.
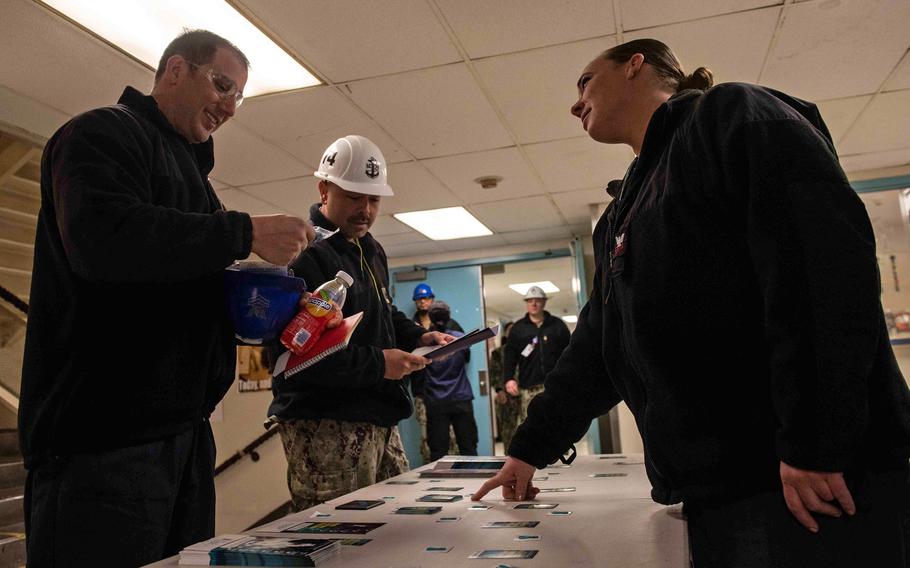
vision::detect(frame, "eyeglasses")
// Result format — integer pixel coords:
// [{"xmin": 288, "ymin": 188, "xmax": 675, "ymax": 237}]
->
[{"xmin": 187, "ymin": 60, "xmax": 244, "ymax": 108}]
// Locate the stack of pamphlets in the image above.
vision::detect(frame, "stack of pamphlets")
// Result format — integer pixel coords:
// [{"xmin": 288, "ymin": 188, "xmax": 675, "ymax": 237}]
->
[{"xmin": 179, "ymin": 534, "xmax": 340, "ymax": 566}]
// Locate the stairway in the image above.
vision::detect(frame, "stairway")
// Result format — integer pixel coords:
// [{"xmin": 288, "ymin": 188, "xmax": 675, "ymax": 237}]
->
[
  {"xmin": 0, "ymin": 128, "xmax": 42, "ymax": 568},
  {"xmin": 0, "ymin": 132, "xmax": 39, "ymax": 350},
  {"xmin": 0, "ymin": 430, "xmax": 25, "ymax": 568}
]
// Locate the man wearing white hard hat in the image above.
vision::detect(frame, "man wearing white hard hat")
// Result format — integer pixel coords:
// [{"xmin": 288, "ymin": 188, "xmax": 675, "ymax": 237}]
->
[
  {"xmin": 267, "ymin": 135, "xmax": 454, "ymax": 511},
  {"xmin": 502, "ymin": 285, "xmax": 571, "ymax": 432}
]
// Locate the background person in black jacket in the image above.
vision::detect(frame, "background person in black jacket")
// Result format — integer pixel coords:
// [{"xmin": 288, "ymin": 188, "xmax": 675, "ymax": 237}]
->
[
  {"xmin": 474, "ymin": 39, "xmax": 910, "ymax": 567},
  {"xmin": 502, "ymin": 286, "xmax": 571, "ymax": 431},
  {"xmin": 268, "ymin": 135, "xmax": 453, "ymax": 511},
  {"xmin": 410, "ymin": 282, "xmax": 462, "ymax": 464},
  {"xmin": 20, "ymin": 30, "xmax": 313, "ymax": 567},
  {"xmin": 423, "ymin": 301, "xmax": 479, "ymax": 461}
]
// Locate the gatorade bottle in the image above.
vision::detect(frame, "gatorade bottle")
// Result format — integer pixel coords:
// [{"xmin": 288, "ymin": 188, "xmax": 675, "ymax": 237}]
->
[{"xmin": 281, "ymin": 270, "xmax": 354, "ymax": 355}]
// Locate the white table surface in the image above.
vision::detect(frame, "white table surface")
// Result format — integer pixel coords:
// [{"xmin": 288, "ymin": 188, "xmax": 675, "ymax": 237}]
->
[{"xmin": 147, "ymin": 453, "xmax": 688, "ymax": 567}]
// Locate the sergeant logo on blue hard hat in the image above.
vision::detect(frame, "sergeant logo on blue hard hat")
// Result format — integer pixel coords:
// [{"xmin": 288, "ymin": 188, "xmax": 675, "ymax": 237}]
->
[{"xmin": 413, "ymin": 283, "xmax": 434, "ymax": 301}]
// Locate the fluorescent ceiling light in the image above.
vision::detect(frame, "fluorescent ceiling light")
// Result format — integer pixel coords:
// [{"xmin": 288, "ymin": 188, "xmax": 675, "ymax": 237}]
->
[
  {"xmin": 394, "ymin": 207, "xmax": 493, "ymax": 241},
  {"xmin": 562, "ymin": 315, "xmax": 578, "ymax": 323},
  {"xmin": 508, "ymin": 281, "xmax": 560, "ymax": 295},
  {"xmin": 39, "ymin": 0, "xmax": 321, "ymax": 97}
]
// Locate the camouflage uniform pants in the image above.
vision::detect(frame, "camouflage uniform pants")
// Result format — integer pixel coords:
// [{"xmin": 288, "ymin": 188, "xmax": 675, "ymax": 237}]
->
[
  {"xmin": 518, "ymin": 384, "xmax": 546, "ymax": 425},
  {"xmin": 496, "ymin": 393, "xmax": 521, "ymax": 454},
  {"xmin": 277, "ymin": 418, "xmax": 409, "ymax": 512},
  {"xmin": 413, "ymin": 396, "xmax": 459, "ymax": 465}
]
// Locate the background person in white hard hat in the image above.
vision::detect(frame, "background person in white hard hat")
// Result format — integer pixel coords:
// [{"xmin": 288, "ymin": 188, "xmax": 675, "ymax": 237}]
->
[
  {"xmin": 267, "ymin": 135, "xmax": 454, "ymax": 511},
  {"xmin": 501, "ymin": 285, "xmax": 571, "ymax": 430}
]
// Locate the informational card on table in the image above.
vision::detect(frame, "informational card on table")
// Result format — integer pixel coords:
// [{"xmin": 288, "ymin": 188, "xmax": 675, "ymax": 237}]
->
[
  {"xmin": 469, "ymin": 549, "xmax": 539, "ymax": 559},
  {"xmin": 482, "ymin": 521, "xmax": 540, "ymax": 529},
  {"xmin": 254, "ymin": 520, "xmax": 385, "ymax": 534}
]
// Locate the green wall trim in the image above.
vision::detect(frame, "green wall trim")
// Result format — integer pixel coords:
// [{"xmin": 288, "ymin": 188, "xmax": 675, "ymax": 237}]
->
[{"xmin": 851, "ymin": 175, "xmax": 910, "ymax": 194}]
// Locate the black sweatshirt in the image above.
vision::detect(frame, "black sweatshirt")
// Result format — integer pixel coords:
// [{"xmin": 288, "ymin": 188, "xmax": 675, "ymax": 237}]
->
[
  {"xmin": 502, "ymin": 311, "xmax": 570, "ymax": 389},
  {"xmin": 268, "ymin": 204, "xmax": 427, "ymax": 427},
  {"xmin": 509, "ymin": 83, "xmax": 910, "ymax": 506},
  {"xmin": 19, "ymin": 87, "xmax": 252, "ymax": 468}
]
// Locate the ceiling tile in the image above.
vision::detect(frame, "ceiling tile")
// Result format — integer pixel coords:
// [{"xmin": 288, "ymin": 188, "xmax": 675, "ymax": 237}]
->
[
  {"xmin": 384, "ymin": 162, "xmax": 461, "ymax": 215},
  {"xmin": 621, "ymin": 0, "xmax": 780, "ymax": 30},
  {"xmin": 421, "ymin": 147, "xmax": 544, "ymax": 204},
  {"xmin": 524, "ymin": 137, "xmax": 635, "ymax": 192},
  {"xmin": 500, "ymin": 224, "xmax": 573, "ymax": 245},
  {"xmin": 384, "ymin": 241, "xmax": 446, "ymax": 259},
  {"xmin": 551, "ymin": 187, "xmax": 612, "ymax": 225},
  {"xmin": 0, "ymin": 0, "xmax": 152, "ymax": 120},
  {"xmin": 884, "ymin": 53, "xmax": 910, "ymax": 92},
  {"xmin": 235, "ymin": 86, "xmax": 410, "ymax": 166},
  {"xmin": 239, "ymin": 0, "xmax": 460, "ymax": 82},
  {"xmin": 371, "ymin": 215, "xmax": 412, "ymax": 237},
  {"xmin": 625, "ymin": 6, "xmax": 779, "ymax": 85},
  {"xmin": 840, "ymin": 148, "xmax": 910, "ymax": 174},
  {"xmin": 437, "ymin": 234, "xmax": 509, "ymax": 252},
  {"xmin": 476, "ymin": 37, "xmax": 616, "ymax": 144},
  {"xmin": 438, "ymin": 0, "xmax": 615, "ymax": 59},
  {"xmin": 235, "ymin": 176, "xmax": 314, "ymax": 217},
  {"xmin": 838, "ymin": 90, "xmax": 910, "ymax": 155},
  {"xmin": 346, "ymin": 63, "xmax": 513, "ymax": 159},
  {"xmin": 378, "ymin": 231, "xmax": 429, "ymax": 247},
  {"xmin": 816, "ymin": 95, "xmax": 872, "ymax": 144},
  {"xmin": 217, "ymin": 188, "xmax": 287, "ymax": 216},
  {"xmin": 761, "ymin": 0, "xmax": 910, "ymax": 100},
  {"xmin": 470, "ymin": 196, "xmax": 564, "ymax": 233},
  {"xmin": 211, "ymin": 121, "xmax": 311, "ymax": 186}
]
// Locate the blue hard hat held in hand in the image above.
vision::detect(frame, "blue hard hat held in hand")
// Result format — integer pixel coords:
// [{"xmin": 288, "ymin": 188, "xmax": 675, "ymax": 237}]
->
[
  {"xmin": 224, "ymin": 261, "xmax": 307, "ymax": 345},
  {"xmin": 413, "ymin": 283, "xmax": 435, "ymax": 301}
]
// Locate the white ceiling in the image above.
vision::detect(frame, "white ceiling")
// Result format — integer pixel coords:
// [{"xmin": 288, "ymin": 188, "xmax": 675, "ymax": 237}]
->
[{"xmin": 1, "ymin": 0, "xmax": 909, "ymax": 264}]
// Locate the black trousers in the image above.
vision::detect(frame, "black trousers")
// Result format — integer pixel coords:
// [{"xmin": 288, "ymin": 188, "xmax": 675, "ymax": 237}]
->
[
  {"xmin": 24, "ymin": 420, "xmax": 216, "ymax": 568},
  {"xmin": 426, "ymin": 399, "xmax": 478, "ymax": 462},
  {"xmin": 685, "ymin": 468, "xmax": 910, "ymax": 568}
]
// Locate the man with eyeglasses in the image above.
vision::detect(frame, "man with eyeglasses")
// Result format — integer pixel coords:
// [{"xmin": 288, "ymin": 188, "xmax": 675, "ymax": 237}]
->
[{"xmin": 20, "ymin": 29, "xmax": 313, "ymax": 567}]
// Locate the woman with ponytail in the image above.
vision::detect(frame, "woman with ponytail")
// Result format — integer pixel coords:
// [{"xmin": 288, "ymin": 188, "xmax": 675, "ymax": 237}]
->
[{"xmin": 474, "ymin": 38, "xmax": 910, "ymax": 567}]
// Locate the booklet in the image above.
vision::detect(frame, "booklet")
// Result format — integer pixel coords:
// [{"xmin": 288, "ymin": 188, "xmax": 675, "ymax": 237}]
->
[
  {"xmin": 273, "ymin": 312, "xmax": 364, "ymax": 378},
  {"xmin": 179, "ymin": 534, "xmax": 340, "ymax": 566},
  {"xmin": 411, "ymin": 324, "xmax": 499, "ymax": 360}
]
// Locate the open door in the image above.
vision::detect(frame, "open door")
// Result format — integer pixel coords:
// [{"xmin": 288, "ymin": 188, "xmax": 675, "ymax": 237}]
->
[{"xmin": 390, "ymin": 265, "xmax": 492, "ymax": 465}]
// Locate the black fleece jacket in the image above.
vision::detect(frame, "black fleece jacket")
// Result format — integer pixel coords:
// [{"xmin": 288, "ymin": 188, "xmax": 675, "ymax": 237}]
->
[
  {"xmin": 509, "ymin": 83, "xmax": 910, "ymax": 506},
  {"xmin": 268, "ymin": 204, "xmax": 427, "ymax": 427},
  {"xmin": 20, "ymin": 87, "xmax": 252, "ymax": 468},
  {"xmin": 502, "ymin": 311, "xmax": 570, "ymax": 389}
]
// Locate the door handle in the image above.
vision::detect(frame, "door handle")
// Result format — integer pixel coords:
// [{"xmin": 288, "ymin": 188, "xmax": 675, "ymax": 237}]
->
[{"xmin": 478, "ymin": 370, "xmax": 488, "ymax": 396}]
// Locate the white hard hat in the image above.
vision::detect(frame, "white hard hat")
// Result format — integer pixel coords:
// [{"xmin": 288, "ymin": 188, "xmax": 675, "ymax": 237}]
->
[
  {"xmin": 314, "ymin": 135, "xmax": 393, "ymax": 196},
  {"xmin": 524, "ymin": 286, "xmax": 548, "ymax": 300}
]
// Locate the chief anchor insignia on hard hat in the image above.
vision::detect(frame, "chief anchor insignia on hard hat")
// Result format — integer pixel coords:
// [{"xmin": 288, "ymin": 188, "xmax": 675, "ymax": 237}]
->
[{"xmin": 365, "ymin": 157, "xmax": 380, "ymax": 179}]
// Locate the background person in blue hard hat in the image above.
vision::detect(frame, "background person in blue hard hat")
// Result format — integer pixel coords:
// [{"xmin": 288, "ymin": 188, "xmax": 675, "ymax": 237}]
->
[
  {"xmin": 411, "ymin": 282, "xmax": 436, "ymax": 330},
  {"xmin": 19, "ymin": 30, "xmax": 313, "ymax": 567},
  {"xmin": 501, "ymin": 285, "xmax": 571, "ymax": 429},
  {"xmin": 473, "ymin": 38, "xmax": 910, "ymax": 567},
  {"xmin": 423, "ymin": 301, "xmax": 479, "ymax": 461},
  {"xmin": 267, "ymin": 135, "xmax": 454, "ymax": 512},
  {"xmin": 410, "ymin": 282, "xmax": 463, "ymax": 463}
]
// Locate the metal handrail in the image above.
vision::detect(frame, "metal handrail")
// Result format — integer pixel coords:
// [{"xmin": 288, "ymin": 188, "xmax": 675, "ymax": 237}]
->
[
  {"xmin": 0, "ymin": 283, "xmax": 27, "ymax": 315},
  {"xmin": 214, "ymin": 427, "xmax": 278, "ymax": 477}
]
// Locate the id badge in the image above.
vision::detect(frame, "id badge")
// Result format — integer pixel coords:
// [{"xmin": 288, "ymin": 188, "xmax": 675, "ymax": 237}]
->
[{"xmin": 520, "ymin": 342, "xmax": 534, "ymax": 358}]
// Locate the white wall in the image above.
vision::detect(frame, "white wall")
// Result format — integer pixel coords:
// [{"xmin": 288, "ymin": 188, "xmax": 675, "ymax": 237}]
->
[{"xmin": 211, "ymin": 379, "xmax": 289, "ymax": 534}]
